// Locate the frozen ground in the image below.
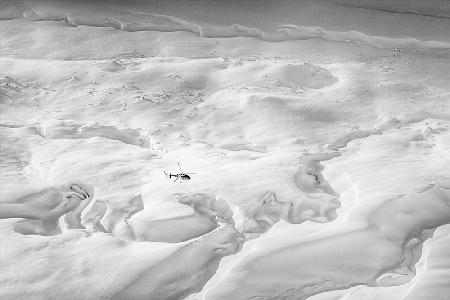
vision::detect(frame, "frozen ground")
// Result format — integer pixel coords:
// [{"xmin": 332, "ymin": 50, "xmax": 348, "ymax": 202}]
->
[{"xmin": 0, "ymin": 0, "xmax": 449, "ymax": 299}]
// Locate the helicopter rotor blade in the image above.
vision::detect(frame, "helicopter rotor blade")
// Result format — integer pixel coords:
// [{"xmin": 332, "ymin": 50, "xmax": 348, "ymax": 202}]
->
[{"xmin": 177, "ymin": 162, "xmax": 183, "ymax": 173}]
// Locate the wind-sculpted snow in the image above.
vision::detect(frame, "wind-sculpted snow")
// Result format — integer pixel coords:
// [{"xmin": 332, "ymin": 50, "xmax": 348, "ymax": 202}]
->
[
  {"xmin": 81, "ymin": 199, "xmax": 108, "ymax": 232},
  {"xmin": 276, "ymin": 24, "xmax": 450, "ymax": 49},
  {"xmin": 1, "ymin": 6, "xmax": 450, "ymax": 50},
  {"xmin": 0, "ymin": 212, "xmax": 244, "ymax": 300},
  {"xmin": 1, "ymin": 1, "xmax": 450, "ymax": 299},
  {"xmin": 337, "ymin": 0, "xmax": 450, "ymax": 19},
  {"xmin": 0, "ymin": 184, "xmax": 244, "ymax": 299},
  {"xmin": 0, "ymin": 181, "xmax": 94, "ymax": 235},
  {"xmin": 242, "ymin": 153, "xmax": 341, "ymax": 239},
  {"xmin": 105, "ymin": 193, "xmax": 236, "ymax": 243},
  {"xmin": 111, "ymin": 224, "xmax": 244, "ymax": 300},
  {"xmin": 329, "ymin": 127, "xmax": 383, "ymax": 149},
  {"xmin": 35, "ymin": 119, "xmax": 166, "ymax": 152},
  {"xmin": 207, "ymin": 182, "xmax": 450, "ymax": 299}
]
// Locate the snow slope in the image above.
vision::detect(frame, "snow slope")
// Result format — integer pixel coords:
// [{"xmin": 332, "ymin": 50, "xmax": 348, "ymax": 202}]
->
[{"xmin": 0, "ymin": 1, "xmax": 449, "ymax": 299}]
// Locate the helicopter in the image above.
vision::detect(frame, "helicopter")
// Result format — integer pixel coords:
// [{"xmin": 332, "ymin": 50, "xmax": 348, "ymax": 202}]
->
[{"xmin": 164, "ymin": 162, "xmax": 195, "ymax": 182}]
